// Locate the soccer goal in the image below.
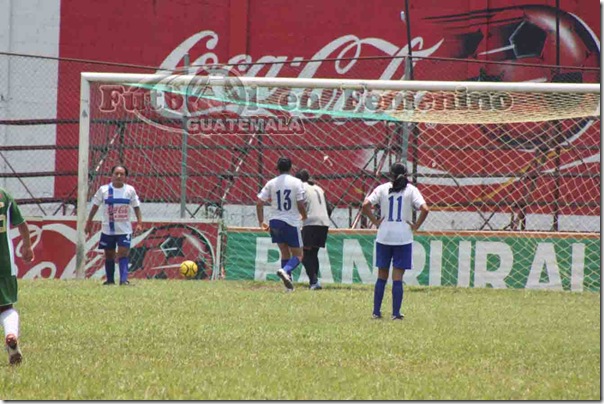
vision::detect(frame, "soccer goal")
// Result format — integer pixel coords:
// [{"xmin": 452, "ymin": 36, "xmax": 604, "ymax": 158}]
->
[{"xmin": 77, "ymin": 72, "xmax": 600, "ymax": 290}]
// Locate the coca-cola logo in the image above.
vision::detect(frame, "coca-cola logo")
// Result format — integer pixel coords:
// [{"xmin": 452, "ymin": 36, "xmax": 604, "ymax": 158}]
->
[
  {"xmin": 157, "ymin": 31, "xmax": 443, "ymax": 81},
  {"xmin": 130, "ymin": 30, "xmax": 446, "ymax": 132},
  {"xmin": 96, "ymin": 30, "xmax": 521, "ymax": 134}
]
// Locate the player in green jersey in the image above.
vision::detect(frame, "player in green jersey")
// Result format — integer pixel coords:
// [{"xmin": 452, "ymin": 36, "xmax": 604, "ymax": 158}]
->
[{"xmin": 0, "ymin": 188, "xmax": 34, "ymax": 365}]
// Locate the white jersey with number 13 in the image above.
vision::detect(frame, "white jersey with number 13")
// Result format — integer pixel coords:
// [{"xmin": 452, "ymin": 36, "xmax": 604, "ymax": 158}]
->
[{"xmin": 258, "ymin": 174, "xmax": 305, "ymax": 227}]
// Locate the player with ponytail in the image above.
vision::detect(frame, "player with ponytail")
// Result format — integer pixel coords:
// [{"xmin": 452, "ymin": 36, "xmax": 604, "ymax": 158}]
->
[{"xmin": 362, "ymin": 162, "xmax": 429, "ymax": 320}]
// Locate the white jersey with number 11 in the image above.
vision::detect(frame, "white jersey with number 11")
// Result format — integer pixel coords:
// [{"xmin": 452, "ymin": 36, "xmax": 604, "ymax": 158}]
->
[{"xmin": 366, "ymin": 182, "xmax": 426, "ymax": 245}]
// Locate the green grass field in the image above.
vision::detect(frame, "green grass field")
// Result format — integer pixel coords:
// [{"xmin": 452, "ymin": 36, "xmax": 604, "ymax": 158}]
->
[{"xmin": 0, "ymin": 279, "xmax": 599, "ymax": 400}]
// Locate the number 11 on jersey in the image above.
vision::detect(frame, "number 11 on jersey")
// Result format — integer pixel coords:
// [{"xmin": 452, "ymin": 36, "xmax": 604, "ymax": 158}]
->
[{"xmin": 387, "ymin": 195, "xmax": 403, "ymax": 222}]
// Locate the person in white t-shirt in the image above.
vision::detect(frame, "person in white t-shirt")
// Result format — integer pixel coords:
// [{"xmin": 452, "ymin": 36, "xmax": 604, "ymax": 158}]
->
[
  {"xmin": 295, "ymin": 169, "xmax": 332, "ymax": 290},
  {"xmin": 362, "ymin": 162, "xmax": 429, "ymax": 320},
  {"xmin": 256, "ymin": 157, "xmax": 307, "ymax": 291},
  {"xmin": 85, "ymin": 165, "xmax": 143, "ymax": 286}
]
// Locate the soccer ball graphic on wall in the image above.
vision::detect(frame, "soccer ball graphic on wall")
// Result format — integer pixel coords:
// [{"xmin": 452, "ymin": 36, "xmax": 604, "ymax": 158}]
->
[{"xmin": 98, "ymin": 224, "xmax": 216, "ymax": 280}]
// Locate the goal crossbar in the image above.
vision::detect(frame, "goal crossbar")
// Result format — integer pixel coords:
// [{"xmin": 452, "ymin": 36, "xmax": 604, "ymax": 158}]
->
[{"xmin": 81, "ymin": 72, "xmax": 600, "ymax": 93}]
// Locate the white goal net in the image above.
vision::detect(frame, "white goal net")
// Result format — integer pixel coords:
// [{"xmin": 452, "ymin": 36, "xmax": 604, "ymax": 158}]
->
[{"xmin": 77, "ymin": 72, "xmax": 600, "ymax": 290}]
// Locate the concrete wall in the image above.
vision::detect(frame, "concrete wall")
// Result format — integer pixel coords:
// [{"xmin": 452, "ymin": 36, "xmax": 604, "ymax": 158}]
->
[{"xmin": 0, "ymin": 0, "xmax": 60, "ymax": 199}]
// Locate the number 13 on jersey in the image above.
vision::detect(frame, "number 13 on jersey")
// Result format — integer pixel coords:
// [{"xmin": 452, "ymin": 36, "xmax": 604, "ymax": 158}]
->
[{"xmin": 276, "ymin": 189, "xmax": 292, "ymax": 211}]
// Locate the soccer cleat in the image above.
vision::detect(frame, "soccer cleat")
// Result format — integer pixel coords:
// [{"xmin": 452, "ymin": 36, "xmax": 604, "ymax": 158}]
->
[
  {"xmin": 391, "ymin": 314, "xmax": 405, "ymax": 320},
  {"xmin": 119, "ymin": 281, "xmax": 134, "ymax": 286},
  {"xmin": 5, "ymin": 334, "xmax": 22, "ymax": 366},
  {"xmin": 372, "ymin": 313, "xmax": 382, "ymax": 319},
  {"xmin": 276, "ymin": 269, "xmax": 294, "ymax": 290},
  {"xmin": 102, "ymin": 281, "xmax": 115, "ymax": 285},
  {"xmin": 309, "ymin": 282, "xmax": 322, "ymax": 290}
]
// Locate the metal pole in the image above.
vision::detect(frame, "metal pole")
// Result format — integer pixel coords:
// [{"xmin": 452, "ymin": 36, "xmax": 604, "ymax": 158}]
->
[
  {"xmin": 76, "ymin": 75, "xmax": 91, "ymax": 279},
  {"xmin": 180, "ymin": 54, "xmax": 190, "ymax": 218},
  {"xmin": 399, "ymin": 57, "xmax": 412, "ymax": 164},
  {"xmin": 552, "ymin": 0, "xmax": 561, "ymax": 231},
  {"xmin": 401, "ymin": 0, "xmax": 414, "ymax": 80},
  {"xmin": 401, "ymin": 3, "xmax": 417, "ymax": 221},
  {"xmin": 555, "ymin": 0, "xmax": 561, "ymax": 69}
]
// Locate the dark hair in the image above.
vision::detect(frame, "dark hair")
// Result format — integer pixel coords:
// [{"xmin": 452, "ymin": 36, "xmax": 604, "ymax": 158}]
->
[
  {"xmin": 389, "ymin": 162, "xmax": 408, "ymax": 193},
  {"xmin": 276, "ymin": 157, "xmax": 292, "ymax": 173},
  {"xmin": 111, "ymin": 165, "xmax": 128, "ymax": 176},
  {"xmin": 295, "ymin": 169, "xmax": 310, "ymax": 183}
]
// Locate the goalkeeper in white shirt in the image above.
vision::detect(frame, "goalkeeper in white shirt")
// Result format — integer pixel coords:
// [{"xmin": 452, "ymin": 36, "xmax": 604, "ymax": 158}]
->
[
  {"xmin": 295, "ymin": 169, "xmax": 332, "ymax": 290},
  {"xmin": 362, "ymin": 162, "xmax": 429, "ymax": 320}
]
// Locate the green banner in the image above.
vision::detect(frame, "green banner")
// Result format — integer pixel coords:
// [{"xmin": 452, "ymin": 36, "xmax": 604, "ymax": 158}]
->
[{"xmin": 224, "ymin": 231, "xmax": 600, "ymax": 291}]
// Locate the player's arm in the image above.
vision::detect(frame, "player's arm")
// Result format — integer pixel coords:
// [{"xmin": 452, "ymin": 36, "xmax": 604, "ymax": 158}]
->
[
  {"xmin": 85, "ymin": 187, "xmax": 104, "ymax": 235},
  {"xmin": 17, "ymin": 221, "xmax": 34, "ymax": 262},
  {"xmin": 297, "ymin": 200, "xmax": 307, "ymax": 222},
  {"xmin": 256, "ymin": 199, "xmax": 269, "ymax": 231},
  {"xmin": 9, "ymin": 197, "xmax": 34, "ymax": 261},
  {"xmin": 362, "ymin": 187, "xmax": 382, "ymax": 227},
  {"xmin": 256, "ymin": 183, "xmax": 271, "ymax": 231},
  {"xmin": 296, "ymin": 181, "xmax": 307, "ymax": 221},
  {"xmin": 408, "ymin": 203, "xmax": 429, "ymax": 232},
  {"xmin": 325, "ymin": 198, "xmax": 334, "ymax": 218},
  {"xmin": 407, "ymin": 188, "xmax": 429, "ymax": 231},
  {"xmin": 130, "ymin": 188, "xmax": 143, "ymax": 233},
  {"xmin": 320, "ymin": 186, "xmax": 334, "ymax": 217},
  {"xmin": 84, "ymin": 204, "xmax": 100, "ymax": 235},
  {"xmin": 361, "ymin": 199, "xmax": 382, "ymax": 227},
  {"xmin": 133, "ymin": 206, "xmax": 143, "ymax": 234}
]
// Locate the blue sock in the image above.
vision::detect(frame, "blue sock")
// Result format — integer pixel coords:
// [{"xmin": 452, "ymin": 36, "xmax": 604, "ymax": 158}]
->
[
  {"xmin": 105, "ymin": 259, "xmax": 115, "ymax": 283},
  {"xmin": 283, "ymin": 256, "xmax": 300, "ymax": 275},
  {"xmin": 119, "ymin": 257, "xmax": 129, "ymax": 283},
  {"xmin": 392, "ymin": 280, "xmax": 403, "ymax": 317},
  {"xmin": 373, "ymin": 278, "xmax": 387, "ymax": 316},
  {"xmin": 281, "ymin": 259, "xmax": 289, "ymax": 269}
]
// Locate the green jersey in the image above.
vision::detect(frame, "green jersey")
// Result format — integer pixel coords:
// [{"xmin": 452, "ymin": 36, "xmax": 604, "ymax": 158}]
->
[{"xmin": 0, "ymin": 188, "xmax": 25, "ymax": 278}]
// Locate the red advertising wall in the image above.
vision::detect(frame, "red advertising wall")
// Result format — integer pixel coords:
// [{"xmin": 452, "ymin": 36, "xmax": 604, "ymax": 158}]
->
[
  {"xmin": 13, "ymin": 218, "xmax": 218, "ymax": 280},
  {"xmin": 57, "ymin": 0, "xmax": 600, "ymax": 70},
  {"xmin": 54, "ymin": 0, "xmax": 600, "ymax": 212}
]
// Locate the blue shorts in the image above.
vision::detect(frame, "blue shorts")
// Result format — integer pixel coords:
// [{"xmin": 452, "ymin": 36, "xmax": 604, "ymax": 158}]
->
[
  {"xmin": 375, "ymin": 242, "xmax": 412, "ymax": 270},
  {"xmin": 98, "ymin": 233, "xmax": 132, "ymax": 250},
  {"xmin": 269, "ymin": 219, "xmax": 302, "ymax": 248}
]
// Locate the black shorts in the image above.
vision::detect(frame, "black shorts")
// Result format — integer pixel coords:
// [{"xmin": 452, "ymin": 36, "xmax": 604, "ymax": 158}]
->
[{"xmin": 301, "ymin": 225, "xmax": 329, "ymax": 248}]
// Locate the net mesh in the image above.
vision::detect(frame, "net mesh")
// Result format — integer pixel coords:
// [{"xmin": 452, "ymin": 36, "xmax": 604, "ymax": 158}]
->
[
  {"xmin": 87, "ymin": 77, "xmax": 600, "ymax": 229},
  {"xmin": 127, "ymin": 78, "xmax": 600, "ymax": 124},
  {"xmin": 84, "ymin": 76, "xmax": 601, "ymax": 290}
]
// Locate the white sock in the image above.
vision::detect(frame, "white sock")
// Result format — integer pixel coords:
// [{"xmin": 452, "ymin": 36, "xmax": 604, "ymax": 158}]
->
[{"xmin": 0, "ymin": 309, "xmax": 19, "ymax": 339}]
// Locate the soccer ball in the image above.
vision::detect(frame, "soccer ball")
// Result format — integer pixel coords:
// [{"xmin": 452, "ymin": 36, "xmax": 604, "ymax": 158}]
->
[{"xmin": 180, "ymin": 260, "xmax": 198, "ymax": 278}]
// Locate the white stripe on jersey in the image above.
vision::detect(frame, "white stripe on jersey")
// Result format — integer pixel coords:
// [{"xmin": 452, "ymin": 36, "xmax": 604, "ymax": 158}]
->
[{"xmin": 91, "ymin": 183, "xmax": 141, "ymax": 235}]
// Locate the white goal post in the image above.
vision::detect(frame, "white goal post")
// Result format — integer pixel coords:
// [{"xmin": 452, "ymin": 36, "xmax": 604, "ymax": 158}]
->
[{"xmin": 76, "ymin": 72, "xmax": 600, "ymax": 280}]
